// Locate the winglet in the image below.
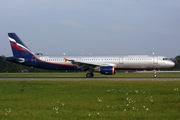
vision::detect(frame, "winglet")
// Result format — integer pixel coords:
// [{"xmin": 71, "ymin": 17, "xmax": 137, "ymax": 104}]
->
[{"xmin": 64, "ymin": 58, "xmax": 68, "ymax": 62}]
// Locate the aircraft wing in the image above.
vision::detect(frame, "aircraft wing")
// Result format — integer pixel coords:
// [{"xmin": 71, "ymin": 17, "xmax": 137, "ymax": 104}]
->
[{"xmin": 64, "ymin": 58, "xmax": 99, "ymax": 70}]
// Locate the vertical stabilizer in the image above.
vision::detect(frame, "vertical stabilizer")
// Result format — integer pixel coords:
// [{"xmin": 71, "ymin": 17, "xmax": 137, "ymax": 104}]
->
[{"xmin": 8, "ymin": 33, "xmax": 33, "ymax": 57}]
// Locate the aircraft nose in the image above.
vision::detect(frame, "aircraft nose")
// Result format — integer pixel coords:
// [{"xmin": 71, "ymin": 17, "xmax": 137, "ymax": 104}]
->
[{"xmin": 168, "ymin": 61, "xmax": 175, "ymax": 67}]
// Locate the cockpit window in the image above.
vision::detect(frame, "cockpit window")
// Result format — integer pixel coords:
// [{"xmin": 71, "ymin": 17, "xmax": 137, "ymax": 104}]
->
[{"xmin": 163, "ymin": 58, "xmax": 168, "ymax": 60}]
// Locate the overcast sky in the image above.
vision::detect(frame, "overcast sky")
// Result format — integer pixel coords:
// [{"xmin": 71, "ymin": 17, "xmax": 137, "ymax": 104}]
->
[{"xmin": 0, "ymin": 0, "xmax": 180, "ymax": 58}]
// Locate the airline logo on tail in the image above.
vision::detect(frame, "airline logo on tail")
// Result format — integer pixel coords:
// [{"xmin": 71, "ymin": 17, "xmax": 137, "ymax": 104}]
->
[{"xmin": 8, "ymin": 33, "xmax": 33, "ymax": 57}]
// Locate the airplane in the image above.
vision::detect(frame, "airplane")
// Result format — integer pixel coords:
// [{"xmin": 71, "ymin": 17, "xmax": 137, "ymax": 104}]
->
[{"xmin": 6, "ymin": 33, "xmax": 175, "ymax": 78}]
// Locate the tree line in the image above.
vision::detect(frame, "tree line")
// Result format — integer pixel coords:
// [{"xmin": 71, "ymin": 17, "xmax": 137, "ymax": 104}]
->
[{"xmin": 0, "ymin": 55, "xmax": 180, "ymax": 73}]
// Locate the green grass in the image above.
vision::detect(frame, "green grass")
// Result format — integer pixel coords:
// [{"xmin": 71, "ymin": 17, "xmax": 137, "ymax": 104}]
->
[
  {"xmin": 0, "ymin": 80, "xmax": 179, "ymax": 120},
  {"xmin": 0, "ymin": 72, "xmax": 180, "ymax": 78}
]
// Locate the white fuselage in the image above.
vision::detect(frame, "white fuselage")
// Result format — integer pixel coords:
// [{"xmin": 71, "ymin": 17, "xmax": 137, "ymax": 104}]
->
[{"xmin": 37, "ymin": 55, "xmax": 174, "ymax": 70}]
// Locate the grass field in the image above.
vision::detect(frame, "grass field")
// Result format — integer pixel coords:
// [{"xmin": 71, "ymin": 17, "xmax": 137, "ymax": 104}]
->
[{"xmin": 0, "ymin": 80, "xmax": 179, "ymax": 120}]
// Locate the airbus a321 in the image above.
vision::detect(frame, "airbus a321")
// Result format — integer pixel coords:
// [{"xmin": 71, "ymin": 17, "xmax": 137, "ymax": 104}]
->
[{"xmin": 6, "ymin": 33, "xmax": 175, "ymax": 78}]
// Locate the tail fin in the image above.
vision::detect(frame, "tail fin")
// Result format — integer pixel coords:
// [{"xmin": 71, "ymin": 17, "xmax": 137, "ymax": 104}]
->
[{"xmin": 8, "ymin": 33, "xmax": 33, "ymax": 57}]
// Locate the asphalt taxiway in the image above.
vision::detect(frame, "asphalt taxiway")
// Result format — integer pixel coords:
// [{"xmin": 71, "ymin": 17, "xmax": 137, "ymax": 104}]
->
[{"xmin": 0, "ymin": 77, "xmax": 180, "ymax": 81}]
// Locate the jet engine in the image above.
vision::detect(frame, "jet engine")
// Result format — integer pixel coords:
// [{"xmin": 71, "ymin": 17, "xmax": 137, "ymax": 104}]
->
[{"xmin": 100, "ymin": 66, "xmax": 115, "ymax": 75}]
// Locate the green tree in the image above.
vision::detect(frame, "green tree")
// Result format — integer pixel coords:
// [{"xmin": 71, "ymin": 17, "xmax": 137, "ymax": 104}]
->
[{"xmin": 173, "ymin": 56, "xmax": 180, "ymax": 70}]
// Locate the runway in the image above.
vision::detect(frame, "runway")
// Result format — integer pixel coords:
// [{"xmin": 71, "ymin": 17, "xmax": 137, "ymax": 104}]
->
[{"xmin": 0, "ymin": 77, "xmax": 180, "ymax": 81}]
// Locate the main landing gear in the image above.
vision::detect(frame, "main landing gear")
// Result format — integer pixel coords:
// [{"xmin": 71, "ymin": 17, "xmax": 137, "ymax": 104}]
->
[{"xmin": 86, "ymin": 72, "xmax": 94, "ymax": 78}]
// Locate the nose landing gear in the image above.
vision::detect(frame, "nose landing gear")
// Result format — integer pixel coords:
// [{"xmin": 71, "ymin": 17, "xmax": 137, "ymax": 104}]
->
[{"xmin": 154, "ymin": 70, "xmax": 157, "ymax": 78}]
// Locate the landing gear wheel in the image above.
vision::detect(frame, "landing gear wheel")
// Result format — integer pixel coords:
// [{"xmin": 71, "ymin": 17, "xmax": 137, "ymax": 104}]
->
[
  {"xmin": 154, "ymin": 74, "xmax": 157, "ymax": 78},
  {"xmin": 154, "ymin": 70, "xmax": 157, "ymax": 78},
  {"xmin": 86, "ymin": 72, "xmax": 94, "ymax": 78}
]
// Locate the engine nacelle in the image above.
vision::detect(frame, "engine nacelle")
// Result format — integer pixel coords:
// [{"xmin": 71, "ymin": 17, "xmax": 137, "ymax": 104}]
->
[{"xmin": 100, "ymin": 66, "xmax": 115, "ymax": 75}]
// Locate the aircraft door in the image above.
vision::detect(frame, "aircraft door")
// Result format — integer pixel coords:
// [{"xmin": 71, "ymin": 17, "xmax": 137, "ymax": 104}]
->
[
  {"xmin": 119, "ymin": 57, "xmax": 123, "ymax": 64},
  {"xmin": 153, "ymin": 56, "xmax": 158, "ymax": 64},
  {"xmin": 32, "ymin": 57, "xmax": 36, "ymax": 65},
  {"xmin": 77, "ymin": 57, "xmax": 81, "ymax": 61}
]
